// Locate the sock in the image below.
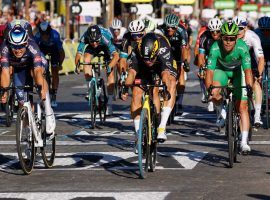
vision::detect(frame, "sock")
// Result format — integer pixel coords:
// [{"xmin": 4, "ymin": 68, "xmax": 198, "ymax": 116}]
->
[
  {"xmin": 44, "ymin": 92, "xmax": 53, "ymax": 116},
  {"xmin": 108, "ymin": 95, "xmax": 113, "ymax": 106},
  {"xmin": 254, "ymin": 104, "xmax": 261, "ymax": 118},
  {"xmin": 177, "ymin": 94, "xmax": 183, "ymax": 105},
  {"xmin": 158, "ymin": 107, "xmax": 172, "ymax": 130},
  {"xmin": 221, "ymin": 106, "xmax": 227, "ymax": 120},
  {"xmin": 241, "ymin": 131, "xmax": 249, "ymax": 145},
  {"xmin": 134, "ymin": 119, "xmax": 140, "ymax": 139}
]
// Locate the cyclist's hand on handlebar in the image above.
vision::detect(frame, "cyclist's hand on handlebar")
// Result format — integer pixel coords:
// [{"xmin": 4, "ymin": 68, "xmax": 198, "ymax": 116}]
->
[
  {"xmin": 120, "ymin": 86, "xmax": 129, "ymax": 101},
  {"xmin": 0, "ymin": 91, "xmax": 7, "ymax": 104}
]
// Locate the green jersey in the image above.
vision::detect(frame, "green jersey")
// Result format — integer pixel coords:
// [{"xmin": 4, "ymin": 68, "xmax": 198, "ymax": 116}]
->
[{"xmin": 207, "ymin": 39, "xmax": 251, "ymax": 71}]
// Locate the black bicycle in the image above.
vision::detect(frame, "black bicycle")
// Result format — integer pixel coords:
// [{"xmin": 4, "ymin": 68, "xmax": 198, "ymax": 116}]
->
[
  {"xmin": 208, "ymin": 84, "xmax": 253, "ymax": 168},
  {"xmin": 262, "ymin": 61, "xmax": 270, "ymax": 129}
]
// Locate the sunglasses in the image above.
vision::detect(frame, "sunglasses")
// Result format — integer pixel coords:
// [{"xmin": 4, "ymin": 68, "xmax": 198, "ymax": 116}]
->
[
  {"xmin": 90, "ymin": 39, "xmax": 100, "ymax": 43},
  {"xmin": 10, "ymin": 43, "xmax": 27, "ymax": 50},
  {"xmin": 131, "ymin": 32, "xmax": 144, "ymax": 39},
  {"xmin": 113, "ymin": 29, "xmax": 120, "ymax": 32},
  {"xmin": 222, "ymin": 36, "xmax": 237, "ymax": 42},
  {"xmin": 166, "ymin": 26, "xmax": 177, "ymax": 30},
  {"xmin": 210, "ymin": 30, "xmax": 220, "ymax": 34},
  {"xmin": 239, "ymin": 26, "xmax": 246, "ymax": 31}
]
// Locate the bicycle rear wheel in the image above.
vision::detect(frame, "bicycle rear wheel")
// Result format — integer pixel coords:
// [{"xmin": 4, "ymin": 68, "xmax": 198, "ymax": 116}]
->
[
  {"xmin": 41, "ymin": 113, "xmax": 56, "ymax": 168},
  {"xmin": 227, "ymin": 101, "xmax": 234, "ymax": 168},
  {"xmin": 138, "ymin": 108, "xmax": 150, "ymax": 178},
  {"xmin": 98, "ymin": 78, "xmax": 107, "ymax": 123},
  {"xmin": 113, "ymin": 66, "xmax": 118, "ymax": 101},
  {"xmin": 89, "ymin": 81, "xmax": 97, "ymax": 128},
  {"xmin": 16, "ymin": 106, "xmax": 35, "ymax": 175}
]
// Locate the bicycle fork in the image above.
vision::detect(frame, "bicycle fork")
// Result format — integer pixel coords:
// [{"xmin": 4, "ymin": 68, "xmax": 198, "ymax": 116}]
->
[{"xmin": 24, "ymin": 102, "xmax": 43, "ymax": 147}]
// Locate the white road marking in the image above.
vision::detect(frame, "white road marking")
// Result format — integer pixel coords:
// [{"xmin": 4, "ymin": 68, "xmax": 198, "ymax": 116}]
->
[
  {"xmin": 0, "ymin": 192, "xmax": 170, "ymax": 200},
  {"xmin": 0, "ymin": 151, "xmax": 207, "ymax": 170}
]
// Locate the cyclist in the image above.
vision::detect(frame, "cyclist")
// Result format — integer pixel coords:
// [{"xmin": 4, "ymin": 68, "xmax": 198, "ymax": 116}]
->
[
  {"xmin": 158, "ymin": 13, "xmax": 189, "ymax": 115},
  {"xmin": 205, "ymin": 22, "xmax": 253, "ymax": 153},
  {"xmin": 75, "ymin": 24, "xmax": 119, "ymax": 115},
  {"xmin": 254, "ymin": 16, "xmax": 270, "ymax": 120},
  {"xmin": 109, "ymin": 18, "xmax": 127, "ymax": 52},
  {"xmin": 194, "ymin": 20, "xmax": 208, "ymax": 66},
  {"xmin": 122, "ymin": 32, "xmax": 177, "ymax": 143},
  {"xmin": 119, "ymin": 19, "xmax": 145, "ymax": 76},
  {"xmin": 198, "ymin": 17, "xmax": 222, "ymax": 113},
  {"xmin": 0, "ymin": 25, "xmax": 56, "ymax": 134},
  {"xmin": 233, "ymin": 16, "xmax": 265, "ymax": 127},
  {"xmin": 34, "ymin": 21, "xmax": 65, "ymax": 108}
]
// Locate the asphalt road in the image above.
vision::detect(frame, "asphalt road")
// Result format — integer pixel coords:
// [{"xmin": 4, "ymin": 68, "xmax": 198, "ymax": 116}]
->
[{"xmin": 0, "ymin": 64, "xmax": 270, "ymax": 200}]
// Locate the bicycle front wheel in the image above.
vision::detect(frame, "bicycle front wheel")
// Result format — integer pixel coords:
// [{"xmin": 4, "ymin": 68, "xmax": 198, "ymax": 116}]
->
[
  {"xmin": 41, "ymin": 113, "xmax": 56, "ymax": 168},
  {"xmin": 16, "ymin": 106, "xmax": 35, "ymax": 175},
  {"xmin": 98, "ymin": 78, "xmax": 107, "ymax": 123},
  {"xmin": 89, "ymin": 81, "xmax": 97, "ymax": 128},
  {"xmin": 138, "ymin": 108, "xmax": 150, "ymax": 179},
  {"xmin": 227, "ymin": 102, "xmax": 234, "ymax": 168}
]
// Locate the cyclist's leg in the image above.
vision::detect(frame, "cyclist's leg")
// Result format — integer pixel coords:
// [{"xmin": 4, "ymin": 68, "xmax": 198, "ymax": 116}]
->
[
  {"xmin": 50, "ymin": 51, "xmax": 61, "ymax": 107},
  {"xmin": 234, "ymin": 68, "xmax": 250, "ymax": 152},
  {"xmin": 212, "ymin": 69, "xmax": 229, "ymax": 127}
]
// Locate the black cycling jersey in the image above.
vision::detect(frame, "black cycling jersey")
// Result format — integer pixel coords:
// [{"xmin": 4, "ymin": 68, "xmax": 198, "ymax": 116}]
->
[
  {"xmin": 199, "ymin": 30, "xmax": 215, "ymax": 56},
  {"xmin": 130, "ymin": 33, "xmax": 177, "ymax": 80},
  {"xmin": 158, "ymin": 24, "xmax": 188, "ymax": 62},
  {"xmin": 120, "ymin": 31, "xmax": 139, "ymax": 59}
]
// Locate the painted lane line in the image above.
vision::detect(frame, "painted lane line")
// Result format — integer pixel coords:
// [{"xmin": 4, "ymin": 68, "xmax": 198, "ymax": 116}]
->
[{"xmin": 0, "ymin": 192, "xmax": 170, "ymax": 200}]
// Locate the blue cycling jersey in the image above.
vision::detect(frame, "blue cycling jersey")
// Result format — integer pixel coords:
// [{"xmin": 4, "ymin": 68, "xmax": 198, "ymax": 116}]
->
[
  {"xmin": 254, "ymin": 28, "xmax": 270, "ymax": 61},
  {"xmin": 77, "ymin": 26, "xmax": 116, "ymax": 56},
  {"xmin": 34, "ymin": 29, "xmax": 63, "ymax": 50}
]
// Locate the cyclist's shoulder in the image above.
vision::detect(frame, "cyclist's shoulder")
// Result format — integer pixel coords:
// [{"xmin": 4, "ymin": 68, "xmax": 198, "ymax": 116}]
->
[{"xmin": 235, "ymin": 39, "xmax": 249, "ymax": 50}]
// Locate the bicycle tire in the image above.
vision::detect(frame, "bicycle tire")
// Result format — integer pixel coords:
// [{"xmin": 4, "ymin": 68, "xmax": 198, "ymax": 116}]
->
[
  {"xmin": 138, "ymin": 108, "xmax": 150, "ymax": 179},
  {"xmin": 98, "ymin": 79, "xmax": 107, "ymax": 123},
  {"xmin": 16, "ymin": 106, "xmax": 35, "ymax": 175},
  {"xmin": 5, "ymin": 90, "xmax": 14, "ymax": 127},
  {"xmin": 265, "ymin": 80, "xmax": 269, "ymax": 129},
  {"xmin": 227, "ymin": 101, "xmax": 234, "ymax": 168},
  {"xmin": 89, "ymin": 81, "xmax": 97, "ymax": 128},
  {"xmin": 149, "ymin": 108, "xmax": 158, "ymax": 172},
  {"xmin": 113, "ymin": 67, "xmax": 118, "ymax": 101},
  {"xmin": 248, "ymin": 98, "xmax": 254, "ymax": 141},
  {"xmin": 41, "ymin": 112, "xmax": 56, "ymax": 168}
]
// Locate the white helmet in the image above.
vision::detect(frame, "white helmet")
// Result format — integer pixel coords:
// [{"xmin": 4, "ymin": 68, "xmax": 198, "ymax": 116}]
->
[
  {"xmin": 232, "ymin": 16, "xmax": 247, "ymax": 27},
  {"xmin": 128, "ymin": 19, "xmax": 145, "ymax": 33},
  {"xmin": 111, "ymin": 18, "xmax": 122, "ymax": 29},
  {"xmin": 208, "ymin": 18, "xmax": 222, "ymax": 31}
]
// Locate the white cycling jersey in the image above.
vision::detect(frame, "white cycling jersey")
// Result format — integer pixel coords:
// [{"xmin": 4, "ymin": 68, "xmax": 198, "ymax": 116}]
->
[
  {"xmin": 109, "ymin": 27, "xmax": 127, "ymax": 41},
  {"xmin": 243, "ymin": 29, "xmax": 264, "ymax": 62}
]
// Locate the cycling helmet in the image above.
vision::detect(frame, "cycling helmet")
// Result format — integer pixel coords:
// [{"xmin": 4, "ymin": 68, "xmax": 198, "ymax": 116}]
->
[
  {"xmin": 8, "ymin": 25, "xmax": 28, "ymax": 46},
  {"xmin": 87, "ymin": 25, "xmax": 101, "ymax": 42},
  {"xmin": 128, "ymin": 19, "xmax": 145, "ymax": 33},
  {"xmin": 232, "ymin": 16, "xmax": 248, "ymax": 27},
  {"xmin": 208, "ymin": 18, "xmax": 222, "ymax": 31},
  {"xmin": 139, "ymin": 33, "xmax": 159, "ymax": 61},
  {"xmin": 221, "ymin": 22, "xmax": 239, "ymax": 36},
  {"xmin": 111, "ymin": 18, "xmax": 122, "ymax": 29},
  {"xmin": 39, "ymin": 21, "xmax": 51, "ymax": 34},
  {"xmin": 258, "ymin": 16, "xmax": 270, "ymax": 29},
  {"xmin": 144, "ymin": 19, "xmax": 157, "ymax": 33},
  {"xmin": 165, "ymin": 13, "xmax": 180, "ymax": 27}
]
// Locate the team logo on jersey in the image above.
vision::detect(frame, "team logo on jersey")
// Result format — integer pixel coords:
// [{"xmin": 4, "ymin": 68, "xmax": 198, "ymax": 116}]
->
[
  {"xmin": 163, "ymin": 52, "xmax": 170, "ymax": 59},
  {"xmin": 159, "ymin": 47, "xmax": 167, "ymax": 54},
  {"xmin": 34, "ymin": 56, "xmax": 42, "ymax": 62}
]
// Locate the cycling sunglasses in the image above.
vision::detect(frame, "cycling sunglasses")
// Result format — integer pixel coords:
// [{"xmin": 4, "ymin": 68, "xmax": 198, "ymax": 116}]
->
[
  {"xmin": 166, "ymin": 26, "xmax": 177, "ymax": 30},
  {"xmin": 90, "ymin": 39, "xmax": 101, "ymax": 43},
  {"xmin": 131, "ymin": 32, "xmax": 144, "ymax": 39},
  {"xmin": 238, "ymin": 26, "xmax": 246, "ymax": 31},
  {"xmin": 10, "ymin": 43, "xmax": 27, "ymax": 50},
  {"xmin": 113, "ymin": 28, "xmax": 120, "ymax": 32},
  {"xmin": 221, "ymin": 36, "xmax": 237, "ymax": 42},
  {"xmin": 210, "ymin": 30, "xmax": 221, "ymax": 34}
]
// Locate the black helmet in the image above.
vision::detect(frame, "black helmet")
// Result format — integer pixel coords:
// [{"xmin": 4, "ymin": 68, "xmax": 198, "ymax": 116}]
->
[
  {"xmin": 139, "ymin": 33, "xmax": 160, "ymax": 61},
  {"xmin": 87, "ymin": 25, "xmax": 101, "ymax": 42}
]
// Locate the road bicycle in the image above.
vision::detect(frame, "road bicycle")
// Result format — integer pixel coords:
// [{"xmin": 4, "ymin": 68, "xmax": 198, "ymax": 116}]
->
[
  {"xmin": 126, "ymin": 79, "xmax": 170, "ymax": 178},
  {"xmin": 1, "ymin": 85, "xmax": 56, "ymax": 174},
  {"xmin": 262, "ymin": 61, "xmax": 270, "ymax": 129},
  {"xmin": 208, "ymin": 84, "xmax": 253, "ymax": 168},
  {"xmin": 76, "ymin": 54, "xmax": 108, "ymax": 128}
]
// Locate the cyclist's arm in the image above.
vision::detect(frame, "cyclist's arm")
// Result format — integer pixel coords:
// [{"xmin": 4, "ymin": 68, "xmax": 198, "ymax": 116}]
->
[
  {"xmin": 0, "ymin": 44, "xmax": 11, "ymax": 88},
  {"xmin": 241, "ymin": 43, "xmax": 254, "ymax": 87},
  {"xmin": 198, "ymin": 35, "xmax": 207, "ymax": 68},
  {"xmin": 53, "ymin": 30, "xmax": 65, "ymax": 66},
  {"xmin": 251, "ymin": 33, "xmax": 265, "ymax": 76},
  {"xmin": 205, "ymin": 43, "xmax": 218, "ymax": 89},
  {"xmin": 179, "ymin": 28, "xmax": 188, "ymax": 61},
  {"xmin": 75, "ymin": 40, "xmax": 86, "ymax": 66},
  {"xmin": 108, "ymin": 51, "xmax": 119, "ymax": 69}
]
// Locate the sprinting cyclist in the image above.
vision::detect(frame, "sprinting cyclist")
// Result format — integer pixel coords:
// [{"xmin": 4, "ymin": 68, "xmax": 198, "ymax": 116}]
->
[
  {"xmin": 233, "ymin": 16, "xmax": 265, "ymax": 127},
  {"xmin": 205, "ymin": 22, "xmax": 253, "ymax": 153},
  {"xmin": 109, "ymin": 18, "xmax": 127, "ymax": 52},
  {"xmin": 198, "ymin": 17, "xmax": 222, "ymax": 115},
  {"xmin": 122, "ymin": 32, "xmax": 177, "ymax": 143},
  {"xmin": 158, "ymin": 13, "xmax": 189, "ymax": 115},
  {"xmin": 0, "ymin": 25, "xmax": 56, "ymax": 134},
  {"xmin": 75, "ymin": 24, "xmax": 119, "ymax": 115},
  {"xmin": 34, "ymin": 21, "xmax": 65, "ymax": 108}
]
